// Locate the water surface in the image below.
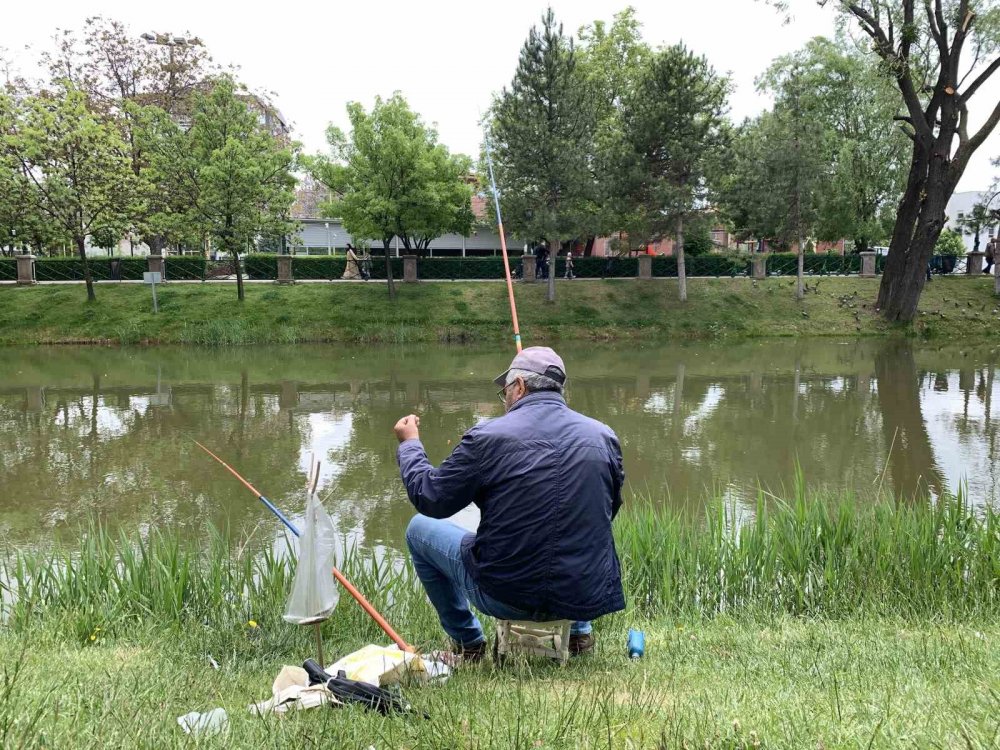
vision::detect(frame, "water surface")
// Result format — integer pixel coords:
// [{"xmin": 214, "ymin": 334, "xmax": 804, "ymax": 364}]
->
[{"xmin": 2, "ymin": 339, "xmax": 998, "ymax": 552}]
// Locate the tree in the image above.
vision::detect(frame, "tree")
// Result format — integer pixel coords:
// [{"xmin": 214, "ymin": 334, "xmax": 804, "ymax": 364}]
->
[
  {"xmin": 577, "ymin": 7, "xmax": 652, "ymax": 250},
  {"xmin": 935, "ymin": 226, "xmax": 967, "ymax": 253},
  {"xmin": 149, "ymin": 77, "xmax": 297, "ymax": 301},
  {"xmin": 490, "ymin": 7, "xmax": 597, "ymax": 302},
  {"xmin": 308, "ymin": 94, "xmax": 473, "ymax": 300},
  {"xmin": 41, "ymin": 17, "xmax": 215, "ymax": 255},
  {"xmin": 776, "ymin": 1, "xmax": 1000, "ymax": 321},
  {"xmin": 620, "ymin": 43, "xmax": 730, "ymax": 301},
  {"xmin": 0, "ymin": 84, "xmax": 139, "ymax": 300},
  {"xmin": 761, "ymin": 37, "xmax": 909, "ymax": 254}
]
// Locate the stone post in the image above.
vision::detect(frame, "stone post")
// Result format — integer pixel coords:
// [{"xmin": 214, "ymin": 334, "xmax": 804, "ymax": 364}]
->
[
  {"xmin": 15, "ymin": 254, "xmax": 36, "ymax": 285},
  {"xmin": 276, "ymin": 254, "xmax": 294, "ymax": 284},
  {"xmin": 637, "ymin": 255, "xmax": 652, "ymax": 280},
  {"xmin": 967, "ymin": 251, "xmax": 985, "ymax": 275},
  {"xmin": 402, "ymin": 255, "xmax": 418, "ymax": 282},
  {"xmin": 521, "ymin": 255, "xmax": 536, "ymax": 282},
  {"xmin": 147, "ymin": 254, "xmax": 165, "ymax": 280},
  {"xmin": 860, "ymin": 251, "xmax": 877, "ymax": 278},
  {"xmin": 751, "ymin": 256, "xmax": 766, "ymax": 280}
]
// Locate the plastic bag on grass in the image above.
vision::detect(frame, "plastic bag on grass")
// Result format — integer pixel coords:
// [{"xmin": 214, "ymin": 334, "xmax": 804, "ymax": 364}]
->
[{"xmin": 283, "ymin": 490, "xmax": 339, "ymax": 624}]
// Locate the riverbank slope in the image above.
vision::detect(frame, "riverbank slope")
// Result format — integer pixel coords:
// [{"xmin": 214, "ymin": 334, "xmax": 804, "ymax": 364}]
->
[{"xmin": 1, "ymin": 276, "xmax": 996, "ymax": 345}]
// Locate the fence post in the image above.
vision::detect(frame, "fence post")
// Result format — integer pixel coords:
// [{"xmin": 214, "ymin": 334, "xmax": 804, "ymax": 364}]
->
[
  {"xmin": 860, "ymin": 251, "xmax": 877, "ymax": 278},
  {"xmin": 637, "ymin": 255, "xmax": 652, "ymax": 280},
  {"xmin": 403, "ymin": 255, "xmax": 418, "ymax": 282},
  {"xmin": 276, "ymin": 254, "xmax": 294, "ymax": 284},
  {"xmin": 967, "ymin": 251, "xmax": 985, "ymax": 275},
  {"xmin": 522, "ymin": 255, "xmax": 536, "ymax": 282},
  {"xmin": 751, "ymin": 256, "xmax": 766, "ymax": 280},
  {"xmin": 15, "ymin": 254, "xmax": 37, "ymax": 286},
  {"xmin": 148, "ymin": 254, "xmax": 165, "ymax": 280}
]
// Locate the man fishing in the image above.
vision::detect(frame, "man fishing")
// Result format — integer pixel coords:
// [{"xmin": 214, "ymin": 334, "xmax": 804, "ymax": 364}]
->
[{"xmin": 393, "ymin": 346, "xmax": 625, "ymax": 661}]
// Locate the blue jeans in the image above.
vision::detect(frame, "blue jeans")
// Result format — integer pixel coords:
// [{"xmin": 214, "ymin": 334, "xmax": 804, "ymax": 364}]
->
[{"xmin": 405, "ymin": 514, "xmax": 592, "ymax": 647}]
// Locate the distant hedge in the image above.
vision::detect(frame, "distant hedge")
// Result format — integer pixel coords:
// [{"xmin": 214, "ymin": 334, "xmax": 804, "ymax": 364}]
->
[
  {"xmin": 34, "ymin": 257, "xmax": 147, "ymax": 282},
  {"xmin": 0, "ymin": 258, "xmax": 17, "ymax": 281}
]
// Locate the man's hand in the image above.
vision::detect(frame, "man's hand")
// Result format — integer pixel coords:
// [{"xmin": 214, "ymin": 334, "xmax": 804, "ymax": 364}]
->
[{"xmin": 394, "ymin": 414, "xmax": 421, "ymax": 443}]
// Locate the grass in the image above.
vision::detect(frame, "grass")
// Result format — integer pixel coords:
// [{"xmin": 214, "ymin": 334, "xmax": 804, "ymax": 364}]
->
[
  {"xmin": 1, "ymin": 275, "xmax": 999, "ymax": 345},
  {"xmin": 3, "ymin": 491, "xmax": 1000, "ymax": 747}
]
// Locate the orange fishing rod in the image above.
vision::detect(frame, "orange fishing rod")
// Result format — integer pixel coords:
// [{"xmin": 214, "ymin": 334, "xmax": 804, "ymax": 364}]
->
[
  {"xmin": 194, "ymin": 440, "xmax": 415, "ymax": 653},
  {"xmin": 484, "ymin": 131, "xmax": 523, "ymax": 353}
]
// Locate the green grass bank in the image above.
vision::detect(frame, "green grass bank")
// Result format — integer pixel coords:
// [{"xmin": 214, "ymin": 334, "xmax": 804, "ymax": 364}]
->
[
  {"xmin": 2, "ymin": 275, "xmax": 999, "ymax": 345},
  {"xmin": 3, "ymin": 493, "xmax": 1000, "ymax": 748}
]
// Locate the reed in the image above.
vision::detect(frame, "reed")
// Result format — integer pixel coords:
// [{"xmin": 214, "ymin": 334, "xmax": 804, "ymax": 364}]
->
[
  {"xmin": 615, "ymin": 486, "xmax": 1000, "ymax": 619},
  {"xmin": 4, "ymin": 488, "xmax": 998, "ymax": 642}
]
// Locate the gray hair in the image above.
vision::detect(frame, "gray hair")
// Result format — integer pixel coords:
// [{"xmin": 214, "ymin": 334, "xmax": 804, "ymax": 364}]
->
[{"xmin": 506, "ymin": 367, "xmax": 564, "ymax": 394}]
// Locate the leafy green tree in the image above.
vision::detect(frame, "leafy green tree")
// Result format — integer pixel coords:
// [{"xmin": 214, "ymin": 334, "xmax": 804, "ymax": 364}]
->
[
  {"xmin": 148, "ymin": 77, "xmax": 297, "ymax": 301},
  {"xmin": 683, "ymin": 216, "xmax": 714, "ymax": 256},
  {"xmin": 42, "ymin": 17, "xmax": 215, "ymax": 255},
  {"xmin": 719, "ymin": 65, "xmax": 829, "ymax": 299},
  {"xmin": 308, "ymin": 93, "xmax": 473, "ymax": 300},
  {"xmin": 620, "ymin": 43, "xmax": 730, "ymax": 301},
  {"xmin": 761, "ymin": 37, "xmax": 909, "ymax": 254},
  {"xmin": 773, "ymin": 1, "xmax": 1000, "ymax": 321},
  {"xmin": 577, "ymin": 7, "xmax": 652, "ymax": 249},
  {"xmin": 935, "ymin": 227, "xmax": 966, "ymax": 255},
  {"xmin": 489, "ymin": 7, "xmax": 597, "ymax": 302},
  {"xmin": 0, "ymin": 84, "xmax": 139, "ymax": 300}
]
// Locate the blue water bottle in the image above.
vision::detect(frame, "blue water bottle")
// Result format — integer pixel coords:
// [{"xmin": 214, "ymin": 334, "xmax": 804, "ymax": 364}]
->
[{"xmin": 627, "ymin": 628, "xmax": 645, "ymax": 659}]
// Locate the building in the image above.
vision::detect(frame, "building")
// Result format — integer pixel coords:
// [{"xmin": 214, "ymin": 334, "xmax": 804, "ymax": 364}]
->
[
  {"xmin": 946, "ymin": 190, "xmax": 998, "ymax": 252},
  {"xmin": 289, "ymin": 182, "xmax": 520, "ymax": 257}
]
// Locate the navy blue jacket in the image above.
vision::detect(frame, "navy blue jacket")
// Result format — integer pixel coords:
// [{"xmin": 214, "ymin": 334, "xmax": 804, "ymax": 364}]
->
[{"xmin": 397, "ymin": 391, "xmax": 626, "ymax": 621}]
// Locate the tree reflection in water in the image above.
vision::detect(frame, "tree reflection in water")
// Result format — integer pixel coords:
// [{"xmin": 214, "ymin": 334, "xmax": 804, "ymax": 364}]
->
[{"xmin": 0, "ymin": 339, "xmax": 996, "ymax": 551}]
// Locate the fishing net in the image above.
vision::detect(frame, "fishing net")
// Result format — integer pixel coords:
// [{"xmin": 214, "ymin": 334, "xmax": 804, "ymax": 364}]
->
[{"xmin": 283, "ymin": 488, "xmax": 339, "ymax": 625}]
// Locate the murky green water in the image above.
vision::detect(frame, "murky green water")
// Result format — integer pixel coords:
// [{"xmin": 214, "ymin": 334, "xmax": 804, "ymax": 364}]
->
[{"xmin": 2, "ymin": 339, "xmax": 998, "ymax": 552}]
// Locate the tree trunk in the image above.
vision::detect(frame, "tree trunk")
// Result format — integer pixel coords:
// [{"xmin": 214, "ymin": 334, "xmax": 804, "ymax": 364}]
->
[
  {"xmin": 877, "ymin": 150, "xmax": 949, "ymax": 321},
  {"xmin": 234, "ymin": 249, "xmax": 245, "ymax": 301},
  {"xmin": 77, "ymin": 234, "xmax": 96, "ymax": 302},
  {"xmin": 547, "ymin": 237, "xmax": 557, "ymax": 303},
  {"xmin": 796, "ymin": 238, "xmax": 805, "ymax": 300},
  {"xmin": 676, "ymin": 216, "xmax": 687, "ymax": 302},
  {"xmin": 383, "ymin": 238, "xmax": 396, "ymax": 301}
]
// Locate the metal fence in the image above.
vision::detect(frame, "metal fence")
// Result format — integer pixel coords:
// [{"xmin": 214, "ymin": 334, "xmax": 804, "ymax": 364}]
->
[{"xmin": 2, "ymin": 252, "xmax": 986, "ymax": 284}]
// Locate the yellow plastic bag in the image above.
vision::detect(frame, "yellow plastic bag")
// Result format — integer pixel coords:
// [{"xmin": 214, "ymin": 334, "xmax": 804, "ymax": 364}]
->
[{"xmin": 326, "ymin": 644, "xmax": 428, "ymax": 687}]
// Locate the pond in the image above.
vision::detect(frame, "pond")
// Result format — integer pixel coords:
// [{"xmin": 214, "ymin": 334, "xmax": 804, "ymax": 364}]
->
[{"xmin": 2, "ymin": 339, "xmax": 998, "ymax": 552}]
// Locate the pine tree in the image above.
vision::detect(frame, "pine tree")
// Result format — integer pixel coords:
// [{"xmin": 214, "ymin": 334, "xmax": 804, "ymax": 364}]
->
[{"xmin": 490, "ymin": 7, "xmax": 596, "ymax": 302}]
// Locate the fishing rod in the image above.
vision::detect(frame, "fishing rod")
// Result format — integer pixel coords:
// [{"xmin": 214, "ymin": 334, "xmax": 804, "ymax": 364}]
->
[
  {"xmin": 194, "ymin": 440, "xmax": 415, "ymax": 653},
  {"xmin": 483, "ymin": 129, "xmax": 523, "ymax": 353}
]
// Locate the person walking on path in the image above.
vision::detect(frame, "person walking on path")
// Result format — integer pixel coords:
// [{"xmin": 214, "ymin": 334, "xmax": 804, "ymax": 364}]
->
[
  {"xmin": 393, "ymin": 347, "xmax": 626, "ymax": 662},
  {"xmin": 564, "ymin": 251, "xmax": 575, "ymax": 279},
  {"xmin": 342, "ymin": 243, "xmax": 363, "ymax": 280},
  {"xmin": 984, "ymin": 235, "xmax": 996, "ymax": 275}
]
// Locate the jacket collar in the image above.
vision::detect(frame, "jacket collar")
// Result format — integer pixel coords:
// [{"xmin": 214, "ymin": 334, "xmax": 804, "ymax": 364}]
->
[{"xmin": 506, "ymin": 390, "xmax": 566, "ymax": 414}]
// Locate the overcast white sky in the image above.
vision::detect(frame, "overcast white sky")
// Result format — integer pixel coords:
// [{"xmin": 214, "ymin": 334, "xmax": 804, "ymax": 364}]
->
[{"xmin": 3, "ymin": 0, "xmax": 998, "ymax": 191}]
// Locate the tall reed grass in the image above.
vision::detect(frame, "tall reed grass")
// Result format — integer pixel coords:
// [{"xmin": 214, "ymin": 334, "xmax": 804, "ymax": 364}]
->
[
  {"xmin": 3, "ymin": 489, "xmax": 998, "ymax": 645},
  {"xmin": 617, "ymin": 487, "xmax": 1000, "ymax": 618}
]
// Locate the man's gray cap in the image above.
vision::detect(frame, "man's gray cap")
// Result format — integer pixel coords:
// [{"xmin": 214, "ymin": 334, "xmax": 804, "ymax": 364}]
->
[{"xmin": 493, "ymin": 346, "xmax": 567, "ymax": 387}]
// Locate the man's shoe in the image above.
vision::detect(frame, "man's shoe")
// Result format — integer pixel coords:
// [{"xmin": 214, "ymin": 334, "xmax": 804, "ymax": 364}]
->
[
  {"xmin": 451, "ymin": 640, "xmax": 487, "ymax": 664},
  {"xmin": 568, "ymin": 633, "xmax": 595, "ymax": 656}
]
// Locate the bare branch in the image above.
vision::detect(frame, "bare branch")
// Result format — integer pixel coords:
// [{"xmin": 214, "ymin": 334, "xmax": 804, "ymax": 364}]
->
[
  {"xmin": 847, "ymin": 2, "xmax": 933, "ymax": 140},
  {"xmin": 960, "ymin": 55, "xmax": 1000, "ymax": 104}
]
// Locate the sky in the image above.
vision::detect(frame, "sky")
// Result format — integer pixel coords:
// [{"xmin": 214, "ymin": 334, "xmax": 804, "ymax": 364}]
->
[{"xmin": 3, "ymin": 0, "xmax": 998, "ymax": 191}]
